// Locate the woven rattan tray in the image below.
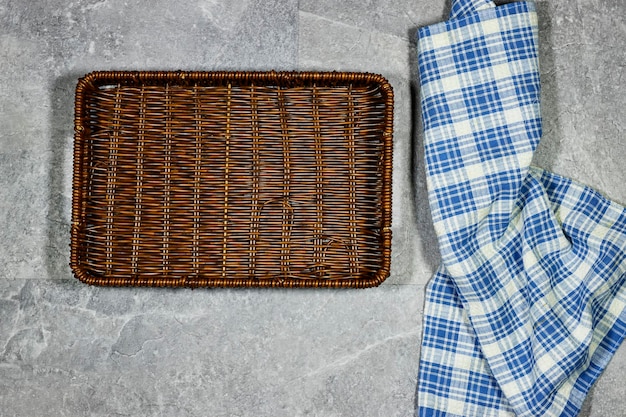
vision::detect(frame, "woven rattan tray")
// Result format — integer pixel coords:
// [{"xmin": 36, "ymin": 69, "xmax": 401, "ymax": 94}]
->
[{"xmin": 71, "ymin": 71, "xmax": 393, "ymax": 287}]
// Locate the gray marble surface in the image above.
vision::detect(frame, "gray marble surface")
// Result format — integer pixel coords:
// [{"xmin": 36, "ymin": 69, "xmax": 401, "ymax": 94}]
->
[{"xmin": 0, "ymin": 0, "xmax": 624, "ymax": 415}]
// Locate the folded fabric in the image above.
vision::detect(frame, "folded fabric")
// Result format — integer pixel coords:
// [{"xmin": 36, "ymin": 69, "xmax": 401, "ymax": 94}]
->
[{"xmin": 416, "ymin": 1, "xmax": 626, "ymax": 416}]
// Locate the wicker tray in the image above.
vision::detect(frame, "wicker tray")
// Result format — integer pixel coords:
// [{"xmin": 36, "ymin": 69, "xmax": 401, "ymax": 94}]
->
[{"xmin": 71, "ymin": 71, "xmax": 393, "ymax": 287}]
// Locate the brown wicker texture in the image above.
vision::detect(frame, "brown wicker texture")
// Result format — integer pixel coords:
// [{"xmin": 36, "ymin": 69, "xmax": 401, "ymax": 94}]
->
[{"xmin": 71, "ymin": 71, "xmax": 393, "ymax": 287}]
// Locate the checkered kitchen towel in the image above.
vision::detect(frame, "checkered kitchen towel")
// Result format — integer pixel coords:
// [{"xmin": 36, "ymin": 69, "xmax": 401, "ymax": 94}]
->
[{"xmin": 417, "ymin": 1, "xmax": 626, "ymax": 416}]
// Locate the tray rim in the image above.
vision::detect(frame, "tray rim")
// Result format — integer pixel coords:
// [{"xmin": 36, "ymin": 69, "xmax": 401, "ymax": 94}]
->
[{"xmin": 71, "ymin": 70, "xmax": 393, "ymax": 288}]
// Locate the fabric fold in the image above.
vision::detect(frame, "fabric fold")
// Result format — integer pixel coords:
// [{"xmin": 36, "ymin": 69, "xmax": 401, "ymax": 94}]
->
[{"xmin": 417, "ymin": 1, "xmax": 626, "ymax": 416}]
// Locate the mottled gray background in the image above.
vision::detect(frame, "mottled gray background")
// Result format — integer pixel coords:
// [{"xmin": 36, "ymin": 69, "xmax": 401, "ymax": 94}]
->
[{"xmin": 1, "ymin": 0, "xmax": 625, "ymax": 416}]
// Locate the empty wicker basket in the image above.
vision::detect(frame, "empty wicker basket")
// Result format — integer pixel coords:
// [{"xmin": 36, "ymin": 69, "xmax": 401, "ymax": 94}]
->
[{"xmin": 71, "ymin": 71, "xmax": 393, "ymax": 287}]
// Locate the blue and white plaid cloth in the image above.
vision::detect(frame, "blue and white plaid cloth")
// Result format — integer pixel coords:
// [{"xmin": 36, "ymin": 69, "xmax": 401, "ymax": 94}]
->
[{"xmin": 417, "ymin": 1, "xmax": 626, "ymax": 416}]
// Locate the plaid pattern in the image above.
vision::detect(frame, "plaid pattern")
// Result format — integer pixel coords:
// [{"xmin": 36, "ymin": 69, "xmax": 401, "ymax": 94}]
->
[{"xmin": 417, "ymin": 1, "xmax": 626, "ymax": 416}]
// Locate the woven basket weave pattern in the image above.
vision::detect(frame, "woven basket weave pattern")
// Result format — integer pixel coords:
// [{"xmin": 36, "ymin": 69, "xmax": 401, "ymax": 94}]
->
[{"xmin": 71, "ymin": 71, "xmax": 393, "ymax": 287}]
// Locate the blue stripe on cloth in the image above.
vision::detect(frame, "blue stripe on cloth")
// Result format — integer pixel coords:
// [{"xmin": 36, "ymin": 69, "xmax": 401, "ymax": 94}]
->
[
  {"xmin": 449, "ymin": 0, "xmax": 495, "ymax": 20},
  {"xmin": 416, "ymin": 1, "xmax": 626, "ymax": 416}
]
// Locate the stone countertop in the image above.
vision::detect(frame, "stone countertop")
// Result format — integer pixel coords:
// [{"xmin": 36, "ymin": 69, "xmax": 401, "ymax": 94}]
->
[{"xmin": 1, "ymin": 1, "xmax": 625, "ymax": 415}]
